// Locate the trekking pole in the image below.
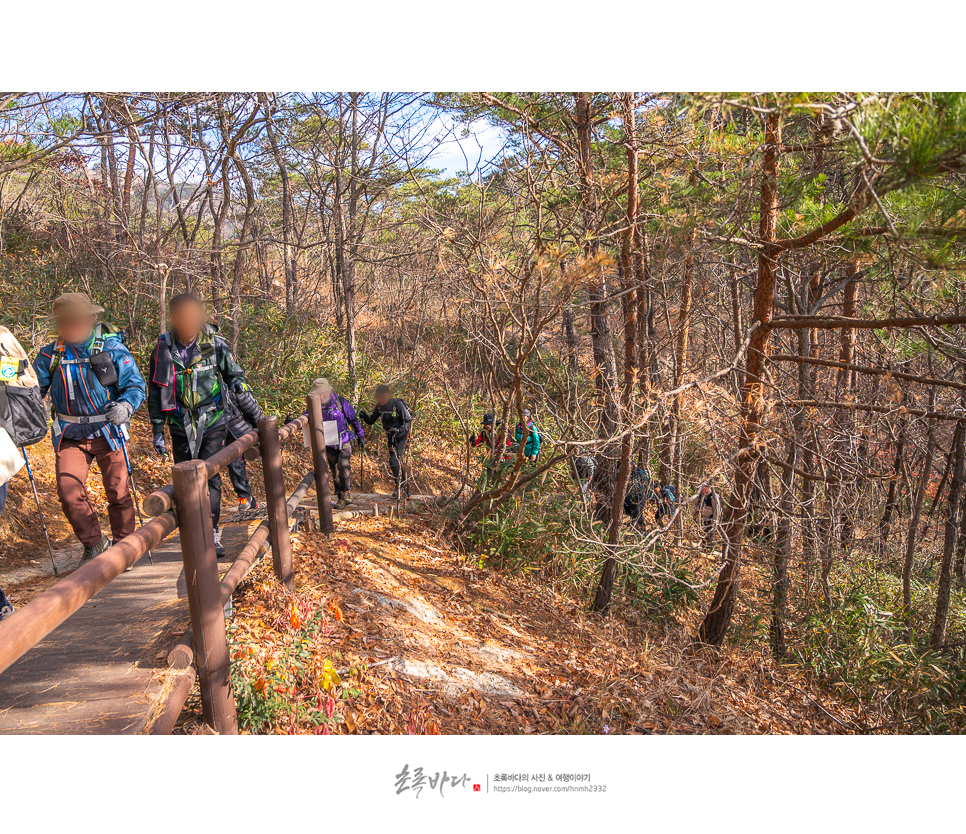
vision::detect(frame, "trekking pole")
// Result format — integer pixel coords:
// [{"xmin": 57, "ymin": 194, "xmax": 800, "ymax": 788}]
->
[
  {"xmin": 119, "ymin": 426, "xmax": 153, "ymax": 565},
  {"xmin": 400, "ymin": 434, "xmax": 415, "ymax": 517},
  {"xmin": 19, "ymin": 447, "xmax": 58, "ymax": 576}
]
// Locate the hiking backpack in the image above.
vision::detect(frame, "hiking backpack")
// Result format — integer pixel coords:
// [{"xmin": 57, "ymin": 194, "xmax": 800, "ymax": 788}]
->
[{"xmin": 0, "ymin": 357, "xmax": 47, "ymax": 447}]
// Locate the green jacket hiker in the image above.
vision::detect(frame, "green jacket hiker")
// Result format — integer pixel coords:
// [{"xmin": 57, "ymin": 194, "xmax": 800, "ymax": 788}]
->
[{"xmin": 148, "ymin": 322, "xmax": 246, "ymax": 457}]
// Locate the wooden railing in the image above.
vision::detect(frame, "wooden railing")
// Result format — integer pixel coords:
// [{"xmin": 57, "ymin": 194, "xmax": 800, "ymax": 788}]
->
[{"xmin": 0, "ymin": 393, "xmax": 336, "ymax": 735}]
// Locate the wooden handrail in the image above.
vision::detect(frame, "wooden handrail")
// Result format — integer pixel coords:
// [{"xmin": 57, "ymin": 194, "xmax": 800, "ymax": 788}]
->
[
  {"xmin": 148, "ymin": 468, "xmax": 316, "ymax": 734},
  {"xmin": 0, "ymin": 400, "xmax": 332, "ymax": 736},
  {"xmin": 0, "ymin": 512, "xmax": 178, "ymax": 675},
  {"xmin": 143, "ymin": 414, "xmax": 309, "ymax": 517}
]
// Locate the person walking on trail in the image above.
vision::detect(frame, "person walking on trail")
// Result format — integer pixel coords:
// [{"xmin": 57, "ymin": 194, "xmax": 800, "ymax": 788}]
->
[
  {"xmin": 33, "ymin": 293, "xmax": 146, "ymax": 562},
  {"xmin": 654, "ymin": 482, "xmax": 677, "ymax": 524},
  {"xmin": 470, "ymin": 412, "xmax": 497, "ymax": 449},
  {"xmin": 514, "ymin": 409, "xmax": 540, "ymax": 462},
  {"xmin": 695, "ymin": 484, "xmax": 721, "ymax": 547},
  {"xmin": 148, "ymin": 292, "xmax": 249, "ymax": 558},
  {"xmin": 573, "ymin": 449, "xmax": 596, "ymax": 507},
  {"xmin": 470, "ymin": 412, "xmax": 510, "ymax": 459},
  {"xmin": 623, "ymin": 464, "xmax": 651, "ymax": 528},
  {"xmin": 224, "ymin": 374, "xmax": 264, "ymax": 512},
  {"xmin": 0, "ymin": 324, "xmax": 42, "ymax": 617},
  {"xmin": 359, "ymin": 383, "xmax": 412, "ymax": 499},
  {"xmin": 311, "ymin": 378, "xmax": 365, "ymax": 510}
]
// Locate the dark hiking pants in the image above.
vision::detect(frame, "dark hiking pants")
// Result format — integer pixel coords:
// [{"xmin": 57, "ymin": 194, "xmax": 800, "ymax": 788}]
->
[
  {"xmin": 326, "ymin": 444, "xmax": 352, "ymax": 495},
  {"xmin": 226, "ymin": 430, "xmax": 253, "ymax": 501},
  {"xmin": 171, "ymin": 421, "xmax": 227, "ymax": 528},
  {"xmin": 388, "ymin": 432, "xmax": 408, "ymax": 485}
]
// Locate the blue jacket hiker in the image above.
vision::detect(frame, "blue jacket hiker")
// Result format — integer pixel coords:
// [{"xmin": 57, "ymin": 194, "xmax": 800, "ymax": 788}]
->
[
  {"xmin": 33, "ymin": 292, "xmax": 146, "ymax": 561},
  {"xmin": 34, "ymin": 327, "xmax": 145, "ymax": 452}
]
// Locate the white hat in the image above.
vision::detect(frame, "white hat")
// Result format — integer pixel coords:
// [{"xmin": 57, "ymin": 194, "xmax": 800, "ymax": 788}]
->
[{"xmin": 310, "ymin": 377, "xmax": 334, "ymax": 397}]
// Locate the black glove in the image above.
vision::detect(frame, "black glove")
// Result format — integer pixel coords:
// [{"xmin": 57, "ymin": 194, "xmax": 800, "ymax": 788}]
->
[{"xmin": 357, "ymin": 437, "xmax": 366, "ymax": 452}]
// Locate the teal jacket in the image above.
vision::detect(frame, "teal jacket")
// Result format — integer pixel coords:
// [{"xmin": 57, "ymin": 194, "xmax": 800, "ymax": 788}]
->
[{"xmin": 514, "ymin": 419, "xmax": 540, "ymax": 457}]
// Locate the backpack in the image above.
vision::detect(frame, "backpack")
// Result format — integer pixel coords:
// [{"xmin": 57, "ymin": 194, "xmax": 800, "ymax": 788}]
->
[
  {"xmin": 49, "ymin": 323, "xmax": 126, "ymax": 386},
  {"xmin": 627, "ymin": 466, "xmax": 650, "ymax": 503},
  {"xmin": 0, "ymin": 361, "xmax": 48, "ymax": 447}
]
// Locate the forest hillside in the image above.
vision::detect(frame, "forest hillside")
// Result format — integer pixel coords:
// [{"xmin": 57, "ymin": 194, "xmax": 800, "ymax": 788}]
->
[{"xmin": 2, "ymin": 92, "xmax": 966, "ymax": 734}]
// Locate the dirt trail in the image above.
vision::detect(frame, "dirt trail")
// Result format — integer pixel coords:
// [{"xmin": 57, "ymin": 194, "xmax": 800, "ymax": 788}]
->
[{"xmin": 220, "ymin": 509, "xmax": 867, "ymax": 735}]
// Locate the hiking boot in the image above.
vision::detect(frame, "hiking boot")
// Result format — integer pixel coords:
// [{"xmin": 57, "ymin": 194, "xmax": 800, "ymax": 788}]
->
[
  {"xmin": 81, "ymin": 535, "xmax": 111, "ymax": 562},
  {"xmin": 342, "ymin": 491, "xmax": 353, "ymax": 506},
  {"xmin": 0, "ymin": 589, "xmax": 13, "ymax": 620},
  {"xmin": 213, "ymin": 528, "xmax": 226, "ymax": 558},
  {"xmin": 238, "ymin": 497, "xmax": 257, "ymax": 512},
  {"xmin": 334, "ymin": 493, "xmax": 348, "ymax": 510}
]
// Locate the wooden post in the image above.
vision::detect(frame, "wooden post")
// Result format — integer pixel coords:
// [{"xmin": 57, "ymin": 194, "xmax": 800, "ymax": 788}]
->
[
  {"xmin": 259, "ymin": 415, "xmax": 294, "ymax": 591},
  {"xmin": 172, "ymin": 459, "xmax": 237, "ymax": 735},
  {"xmin": 307, "ymin": 392, "xmax": 335, "ymax": 534}
]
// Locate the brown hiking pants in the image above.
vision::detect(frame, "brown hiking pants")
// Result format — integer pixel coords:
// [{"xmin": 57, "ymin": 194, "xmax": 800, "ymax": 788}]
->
[{"xmin": 55, "ymin": 435, "xmax": 134, "ymax": 547}]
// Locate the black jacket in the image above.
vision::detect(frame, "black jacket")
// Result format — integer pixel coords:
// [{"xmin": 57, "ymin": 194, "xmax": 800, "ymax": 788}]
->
[
  {"xmin": 225, "ymin": 386, "xmax": 264, "ymax": 440},
  {"xmin": 361, "ymin": 398, "xmax": 412, "ymax": 438}
]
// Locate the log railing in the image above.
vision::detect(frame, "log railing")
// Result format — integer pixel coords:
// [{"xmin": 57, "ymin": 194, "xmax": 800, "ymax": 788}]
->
[{"xmin": 0, "ymin": 393, "xmax": 336, "ymax": 735}]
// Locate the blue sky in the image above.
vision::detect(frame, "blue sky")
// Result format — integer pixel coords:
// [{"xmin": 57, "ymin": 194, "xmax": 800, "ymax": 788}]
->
[{"xmin": 421, "ymin": 114, "xmax": 509, "ymax": 177}]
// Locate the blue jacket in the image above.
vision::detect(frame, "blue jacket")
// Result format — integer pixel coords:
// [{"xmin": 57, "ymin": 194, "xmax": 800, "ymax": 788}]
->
[
  {"xmin": 320, "ymin": 393, "xmax": 365, "ymax": 448},
  {"xmin": 34, "ymin": 330, "xmax": 146, "ymax": 451}
]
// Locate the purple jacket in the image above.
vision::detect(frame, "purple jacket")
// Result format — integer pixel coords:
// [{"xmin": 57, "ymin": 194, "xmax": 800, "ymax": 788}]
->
[{"xmin": 321, "ymin": 393, "xmax": 365, "ymax": 447}]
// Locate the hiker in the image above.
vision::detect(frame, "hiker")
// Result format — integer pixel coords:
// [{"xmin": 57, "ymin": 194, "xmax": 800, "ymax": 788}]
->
[
  {"xmin": 311, "ymin": 378, "xmax": 365, "ymax": 510},
  {"xmin": 359, "ymin": 384, "xmax": 412, "ymax": 498},
  {"xmin": 33, "ymin": 293, "xmax": 146, "ymax": 561},
  {"xmin": 695, "ymin": 484, "xmax": 721, "ymax": 547},
  {"xmin": 654, "ymin": 482, "xmax": 677, "ymax": 524},
  {"xmin": 224, "ymin": 376, "xmax": 264, "ymax": 512},
  {"xmin": 0, "ymin": 324, "xmax": 42, "ymax": 618},
  {"xmin": 623, "ymin": 464, "xmax": 651, "ymax": 528},
  {"xmin": 573, "ymin": 449, "xmax": 596, "ymax": 507},
  {"xmin": 514, "ymin": 409, "xmax": 540, "ymax": 462},
  {"xmin": 148, "ymin": 292, "xmax": 249, "ymax": 557},
  {"xmin": 470, "ymin": 412, "xmax": 497, "ymax": 448},
  {"xmin": 470, "ymin": 412, "xmax": 510, "ymax": 459}
]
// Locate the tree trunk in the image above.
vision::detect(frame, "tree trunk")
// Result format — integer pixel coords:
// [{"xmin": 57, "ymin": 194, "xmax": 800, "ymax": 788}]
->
[
  {"xmin": 698, "ymin": 110, "xmax": 781, "ymax": 646},
  {"xmin": 593, "ymin": 93, "xmax": 640, "ymax": 613},
  {"xmin": 932, "ymin": 418, "xmax": 966, "ymax": 647},
  {"xmin": 878, "ymin": 422, "xmax": 907, "ymax": 557},
  {"xmin": 574, "ymin": 93, "xmax": 618, "ymax": 527},
  {"xmin": 264, "ymin": 101, "xmax": 298, "ymax": 316},
  {"xmin": 902, "ymin": 407, "xmax": 935, "ymax": 616},
  {"xmin": 670, "ymin": 237, "xmax": 695, "ymax": 494},
  {"xmin": 771, "ymin": 431, "xmax": 798, "ymax": 658}
]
